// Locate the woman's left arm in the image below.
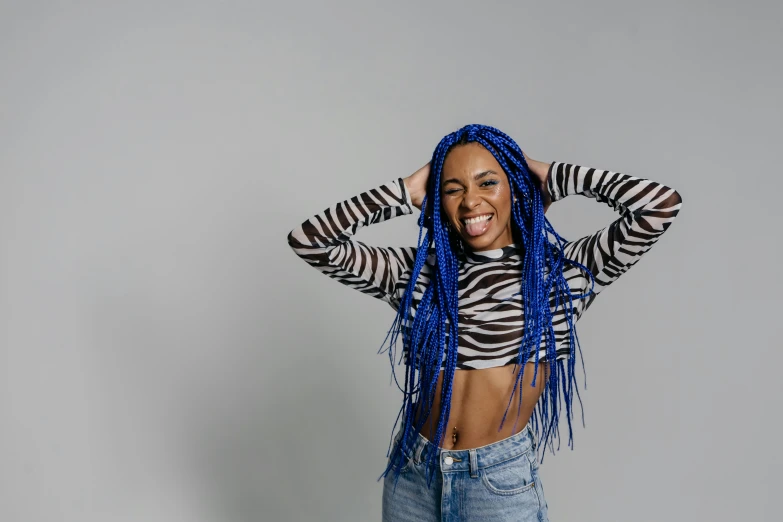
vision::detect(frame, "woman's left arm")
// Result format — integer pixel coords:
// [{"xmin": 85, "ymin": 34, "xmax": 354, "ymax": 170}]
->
[{"xmin": 543, "ymin": 161, "xmax": 683, "ymax": 299}]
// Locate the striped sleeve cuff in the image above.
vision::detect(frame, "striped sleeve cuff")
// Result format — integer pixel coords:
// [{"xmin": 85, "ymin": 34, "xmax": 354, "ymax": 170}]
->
[
  {"xmin": 397, "ymin": 177, "xmax": 415, "ymax": 212},
  {"xmin": 546, "ymin": 161, "xmax": 567, "ymax": 202}
]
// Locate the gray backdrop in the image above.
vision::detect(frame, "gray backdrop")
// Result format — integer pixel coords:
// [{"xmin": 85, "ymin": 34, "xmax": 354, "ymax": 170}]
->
[{"xmin": 1, "ymin": 1, "xmax": 780, "ymax": 521}]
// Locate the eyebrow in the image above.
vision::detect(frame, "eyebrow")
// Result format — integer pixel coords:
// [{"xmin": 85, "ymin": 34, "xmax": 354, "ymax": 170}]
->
[{"xmin": 442, "ymin": 170, "xmax": 499, "ymax": 186}]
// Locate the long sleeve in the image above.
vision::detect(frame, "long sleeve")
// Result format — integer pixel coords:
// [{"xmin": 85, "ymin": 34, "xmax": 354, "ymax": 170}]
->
[
  {"xmin": 546, "ymin": 161, "xmax": 683, "ymax": 312},
  {"xmin": 287, "ymin": 178, "xmax": 418, "ymax": 307}
]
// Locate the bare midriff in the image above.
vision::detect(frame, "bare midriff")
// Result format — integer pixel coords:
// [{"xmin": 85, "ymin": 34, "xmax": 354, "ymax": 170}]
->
[{"xmin": 414, "ymin": 361, "xmax": 550, "ymax": 449}]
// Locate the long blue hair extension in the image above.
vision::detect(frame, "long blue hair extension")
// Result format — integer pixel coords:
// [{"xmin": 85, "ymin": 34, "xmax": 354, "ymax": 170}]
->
[{"xmin": 378, "ymin": 124, "xmax": 595, "ymax": 489}]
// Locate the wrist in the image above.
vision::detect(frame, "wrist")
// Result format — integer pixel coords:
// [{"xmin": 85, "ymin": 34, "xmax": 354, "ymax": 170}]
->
[
  {"xmin": 402, "ymin": 176, "xmax": 415, "ymax": 202},
  {"xmin": 531, "ymin": 159, "xmax": 551, "ymax": 180},
  {"xmin": 403, "ymin": 176, "xmax": 424, "ymax": 209},
  {"xmin": 403, "ymin": 176, "xmax": 413, "ymax": 194}
]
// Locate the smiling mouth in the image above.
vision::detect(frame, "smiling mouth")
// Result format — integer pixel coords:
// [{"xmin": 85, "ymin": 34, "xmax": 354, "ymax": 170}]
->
[{"xmin": 461, "ymin": 214, "xmax": 493, "ymax": 237}]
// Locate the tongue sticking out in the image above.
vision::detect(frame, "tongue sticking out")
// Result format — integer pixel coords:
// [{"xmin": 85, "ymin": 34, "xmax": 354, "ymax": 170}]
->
[{"xmin": 465, "ymin": 216, "xmax": 492, "ymax": 237}]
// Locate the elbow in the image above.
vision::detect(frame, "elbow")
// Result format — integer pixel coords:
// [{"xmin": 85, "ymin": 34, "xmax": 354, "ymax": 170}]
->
[
  {"xmin": 287, "ymin": 228, "xmax": 303, "ymax": 252},
  {"xmin": 658, "ymin": 186, "xmax": 683, "ymax": 214},
  {"xmin": 287, "ymin": 226, "xmax": 321, "ymax": 264},
  {"xmin": 667, "ymin": 189, "xmax": 683, "ymax": 217},
  {"xmin": 287, "ymin": 223, "xmax": 330, "ymax": 265},
  {"xmin": 655, "ymin": 188, "xmax": 683, "ymax": 231},
  {"xmin": 671, "ymin": 188, "xmax": 683, "ymax": 207}
]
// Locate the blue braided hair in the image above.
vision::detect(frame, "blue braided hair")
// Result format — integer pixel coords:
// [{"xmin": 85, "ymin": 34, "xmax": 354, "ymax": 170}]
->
[{"xmin": 378, "ymin": 124, "xmax": 595, "ymax": 489}]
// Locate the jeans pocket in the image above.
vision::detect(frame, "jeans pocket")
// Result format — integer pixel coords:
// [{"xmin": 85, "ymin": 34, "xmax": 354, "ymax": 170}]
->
[
  {"xmin": 480, "ymin": 451, "xmax": 537, "ymax": 496},
  {"xmin": 387, "ymin": 432, "xmax": 412, "ymax": 474}
]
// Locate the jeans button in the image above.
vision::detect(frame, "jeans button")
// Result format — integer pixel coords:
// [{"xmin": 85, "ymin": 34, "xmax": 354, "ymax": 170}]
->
[{"xmin": 444, "ymin": 456, "xmax": 453, "ymax": 465}]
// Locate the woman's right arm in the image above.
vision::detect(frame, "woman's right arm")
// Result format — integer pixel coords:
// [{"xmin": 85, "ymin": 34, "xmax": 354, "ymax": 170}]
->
[{"xmin": 287, "ymin": 177, "xmax": 419, "ymax": 307}]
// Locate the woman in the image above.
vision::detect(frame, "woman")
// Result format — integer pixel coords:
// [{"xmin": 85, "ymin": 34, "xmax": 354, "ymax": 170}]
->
[{"xmin": 287, "ymin": 124, "xmax": 682, "ymax": 521}]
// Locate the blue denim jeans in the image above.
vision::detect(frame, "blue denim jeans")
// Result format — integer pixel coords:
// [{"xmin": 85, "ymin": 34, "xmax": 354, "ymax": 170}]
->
[{"xmin": 382, "ymin": 423, "xmax": 549, "ymax": 521}]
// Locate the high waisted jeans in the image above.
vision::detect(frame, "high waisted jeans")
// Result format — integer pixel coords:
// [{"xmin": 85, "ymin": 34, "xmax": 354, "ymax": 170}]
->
[{"xmin": 382, "ymin": 423, "xmax": 549, "ymax": 521}]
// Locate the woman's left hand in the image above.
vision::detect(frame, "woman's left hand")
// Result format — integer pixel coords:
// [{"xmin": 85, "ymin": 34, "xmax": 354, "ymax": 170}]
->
[{"xmin": 522, "ymin": 151, "xmax": 553, "ymax": 213}]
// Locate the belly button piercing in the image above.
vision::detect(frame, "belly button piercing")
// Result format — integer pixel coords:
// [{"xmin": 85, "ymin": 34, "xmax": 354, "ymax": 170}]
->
[{"xmin": 452, "ymin": 426, "xmax": 458, "ymax": 445}]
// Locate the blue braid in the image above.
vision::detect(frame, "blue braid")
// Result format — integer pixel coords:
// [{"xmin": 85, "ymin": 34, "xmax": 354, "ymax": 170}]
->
[{"xmin": 378, "ymin": 124, "xmax": 595, "ymax": 489}]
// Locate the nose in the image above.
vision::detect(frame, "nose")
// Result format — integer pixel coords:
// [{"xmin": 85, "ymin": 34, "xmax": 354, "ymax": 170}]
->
[{"xmin": 460, "ymin": 187, "xmax": 481, "ymax": 210}]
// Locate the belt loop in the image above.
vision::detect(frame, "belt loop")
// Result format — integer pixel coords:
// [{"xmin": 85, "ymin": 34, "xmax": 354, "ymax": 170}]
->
[
  {"xmin": 469, "ymin": 449, "xmax": 478, "ymax": 478},
  {"xmin": 527, "ymin": 423, "xmax": 536, "ymax": 450},
  {"xmin": 415, "ymin": 438, "xmax": 425, "ymax": 464}
]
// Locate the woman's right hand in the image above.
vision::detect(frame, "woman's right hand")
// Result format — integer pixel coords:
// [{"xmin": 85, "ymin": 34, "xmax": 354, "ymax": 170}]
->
[{"xmin": 403, "ymin": 162, "xmax": 430, "ymax": 210}]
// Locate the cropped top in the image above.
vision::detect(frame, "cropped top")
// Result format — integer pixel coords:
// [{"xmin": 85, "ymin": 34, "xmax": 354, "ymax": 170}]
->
[{"xmin": 287, "ymin": 162, "xmax": 682, "ymax": 370}]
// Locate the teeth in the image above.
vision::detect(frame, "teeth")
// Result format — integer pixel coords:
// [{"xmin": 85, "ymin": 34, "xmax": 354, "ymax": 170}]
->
[{"xmin": 464, "ymin": 215, "xmax": 491, "ymax": 224}]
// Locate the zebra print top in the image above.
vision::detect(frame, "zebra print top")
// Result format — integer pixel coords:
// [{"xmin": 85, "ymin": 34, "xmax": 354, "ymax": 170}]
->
[{"xmin": 287, "ymin": 162, "xmax": 682, "ymax": 370}]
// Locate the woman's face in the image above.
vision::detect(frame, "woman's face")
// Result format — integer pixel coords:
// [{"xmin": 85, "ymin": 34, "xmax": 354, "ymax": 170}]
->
[{"xmin": 440, "ymin": 142, "xmax": 514, "ymax": 252}]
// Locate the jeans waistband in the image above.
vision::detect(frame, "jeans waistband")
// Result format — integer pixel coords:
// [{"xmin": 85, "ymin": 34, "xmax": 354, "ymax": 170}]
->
[{"xmin": 394, "ymin": 422, "xmax": 537, "ymax": 473}]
